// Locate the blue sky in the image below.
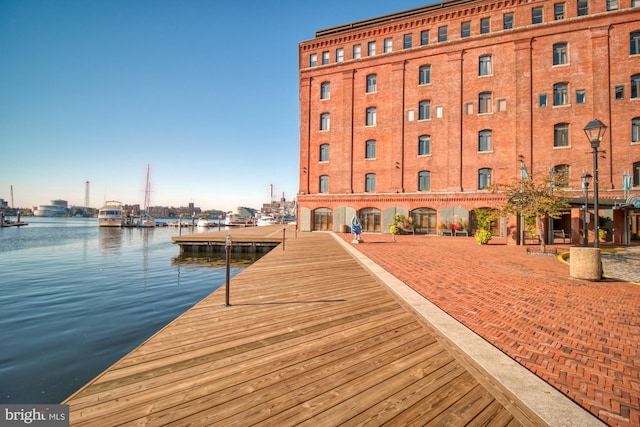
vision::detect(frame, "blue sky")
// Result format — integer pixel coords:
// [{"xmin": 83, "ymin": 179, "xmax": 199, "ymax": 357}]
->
[{"xmin": 0, "ymin": 0, "xmax": 430, "ymax": 212}]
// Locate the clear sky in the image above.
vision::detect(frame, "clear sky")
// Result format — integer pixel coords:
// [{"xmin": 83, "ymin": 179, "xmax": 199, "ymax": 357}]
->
[{"xmin": 1, "ymin": 0, "xmax": 431, "ymax": 212}]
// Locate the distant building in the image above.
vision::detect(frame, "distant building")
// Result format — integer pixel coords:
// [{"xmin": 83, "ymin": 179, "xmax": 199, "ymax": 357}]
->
[
  {"xmin": 297, "ymin": 0, "xmax": 640, "ymax": 244},
  {"xmin": 34, "ymin": 200, "xmax": 68, "ymax": 217}
]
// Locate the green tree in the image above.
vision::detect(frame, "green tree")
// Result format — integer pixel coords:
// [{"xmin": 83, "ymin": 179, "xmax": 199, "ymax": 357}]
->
[{"xmin": 499, "ymin": 173, "xmax": 570, "ymax": 252}]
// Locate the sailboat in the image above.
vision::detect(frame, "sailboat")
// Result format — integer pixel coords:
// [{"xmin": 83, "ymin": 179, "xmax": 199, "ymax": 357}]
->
[{"xmin": 138, "ymin": 165, "xmax": 155, "ymax": 228}]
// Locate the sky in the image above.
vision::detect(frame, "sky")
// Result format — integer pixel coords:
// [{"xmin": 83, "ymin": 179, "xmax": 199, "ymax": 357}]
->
[{"xmin": 0, "ymin": 0, "xmax": 431, "ymax": 212}]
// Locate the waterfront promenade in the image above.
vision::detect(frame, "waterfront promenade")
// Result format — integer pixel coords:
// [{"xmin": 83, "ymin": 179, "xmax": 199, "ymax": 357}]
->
[{"xmin": 63, "ymin": 226, "xmax": 637, "ymax": 426}]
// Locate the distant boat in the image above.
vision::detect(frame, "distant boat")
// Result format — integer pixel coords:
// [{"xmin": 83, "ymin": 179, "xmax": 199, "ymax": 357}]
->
[
  {"xmin": 256, "ymin": 214, "xmax": 279, "ymax": 226},
  {"xmin": 197, "ymin": 218, "xmax": 210, "ymax": 228},
  {"xmin": 138, "ymin": 165, "xmax": 155, "ymax": 228},
  {"xmin": 98, "ymin": 201, "xmax": 124, "ymax": 227},
  {"xmin": 224, "ymin": 212, "xmax": 251, "ymax": 226}
]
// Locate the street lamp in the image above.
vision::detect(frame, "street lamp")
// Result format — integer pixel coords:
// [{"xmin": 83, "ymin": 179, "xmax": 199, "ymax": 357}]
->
[
  {"xmin": 581, "ymin": 172, "xmax": 592, "ymax": 246},
  {"xmin": 583, "ymin": 119, "xmax": 607, "ymax": 249}
]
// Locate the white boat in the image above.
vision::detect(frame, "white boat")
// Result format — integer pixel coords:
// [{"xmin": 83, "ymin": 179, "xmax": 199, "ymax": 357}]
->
[
  {"xmin": 138, "ymin": 165, "xmax": 155, "ymax": 228},
  {"xmin": 256, "ymin": 214, "xmax": 279, "ymax": 226},
  {"xmin": 224, "ymin": 212, "xmax": 251, "ymax": 226},
  {"xmin": 197, "ymin": 218, "xmax": 211, "ymax": 227},
  {"xmin": 98, "ymin": 201, "xmax": 124, "ymax": 227}
]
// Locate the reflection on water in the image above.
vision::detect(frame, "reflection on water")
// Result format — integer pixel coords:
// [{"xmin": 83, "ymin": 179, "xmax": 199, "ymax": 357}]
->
[{"xmin": 0, "ymin": 217, "xmax": 256, "ymax": 404}]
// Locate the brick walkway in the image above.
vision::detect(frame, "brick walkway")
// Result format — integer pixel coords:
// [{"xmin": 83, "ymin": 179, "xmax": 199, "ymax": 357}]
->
[{"xmin": 342, "ymin": 234, "xmax": 640, "ymax": 427}]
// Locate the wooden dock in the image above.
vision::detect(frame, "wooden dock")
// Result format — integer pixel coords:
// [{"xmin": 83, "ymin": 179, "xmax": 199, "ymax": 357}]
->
[
  {"xmin": 172, "ymin": 225, "xmax": 286, "ymax": 253},
  {"xmin": 64, "ymin": 228, "xmax": 529, "ymax": 425}
]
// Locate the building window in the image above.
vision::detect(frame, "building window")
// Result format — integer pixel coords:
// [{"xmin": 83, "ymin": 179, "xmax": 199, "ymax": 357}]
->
[
  {"xmin": 419, "ymin": 65, "xmax": 431, "ymax": 85},
  {"xmin": 418, "ymin": 135, "xmax": 431, "ymax": 155},
  {"xmin": 420, "ymin": 30, "xmax": 429, "ymax": 46},
  {"xmin": 366, "ymin": 107, "xmax": 377, "ymax": 126},
  {"xmin": 322, "ymin": 51, "xmax": 329, "ymax": 65},
  {"xmin": 313, "ymin": 208, "xmax": 333, "ymax": 231},
  {"xmin": 503, "ymin": 13, "xmax": 514, "ymax": 29},
  {"xmin": 607, "ymin": 0, "xmax": 618, "ymax": 10},
  {"xmin": 479, "ymin": 129, "xmax": 492, "ymax": 152},
  {"xmin": 497, "ymin": 99, "xmax": 507, "ymax": 112},
  {"xmin": 319, "ymin": 144, "xmax": 329, "ymax": 162},
  {"xmin": 532, "ymin": 7, "xmax": 544, "ymax": 24},
  {"xmin": 418, "ymin": 171, "xmax": 431, "ymax": 191},
  {"xmin": 365, "ymin": 173, "xmax": 376, "ymax": 192},
  {"xmin": 353, "ymin": 45, "xmax": 361, "ymax": 59},
  {"xmin": 552, "ymin": 165, "xmax": 570, "ymax": 188},
  {"xmin": 479, "ymin": 92, "xmax": 492, "ymax": 114},
  {"xmin": 438, "ymin": 26, "xmax": 447, "ymax": 42},
  {"xmin": 479, "ymin": 55, "xmax": 492, "ymax": 76},
  {"xmin": 554, "ymin": 123, "xmax": 570, "ymax": 147},
  {"xmin": 555, "ymin": 3, "xmax": 565, "ymax": 19},
  {"xmin": 320, "ymin": 82, "xmax": 330, "ymax": 100},
  {"xmin": 634, "ymin": 162, "xmax": 640, "ymax": 187},
  {"xmin": 320, "ymin": 113, "xmax": 330, "ymax": 131},
  {"xmin": 634, "ymin": 0, "xmax": 640, "ymax": 7},
  {"xmin": 554, "ymin": 83, "xmax": 569, "ymax": 105},
  {"xmin": 631, "ymin": 32, "xmax": 640, "ymax": 55},
  {"xmin": 615, "ymin": 85, "xmax": 625, "ymax": 99},
  {"xmin": 365, "ymin": 140, "xmax": 376, "ymax": 159},
  {"xmin": 577, "ymin": 0, "xmax": 589, "ymax": 16},
  {"xmin": 480, "ymin": 17, "xmax": 490, "ymax": 34},
  {"xmin": 319, "ymin": 175, "xmax": 329, "ymax": 193},
  {"xmin": 310, "ymin": 54, "xmax": 317, "ymax": 67},
  {"xmin": 403, "ymin": 34, "xmax": 412, "ymax": 49},
  {"xmin": 631, "ymin": 74, "xmax": 640, "ymax": 98},
  {"xmin": 632, "ymin": 117, "xmax": 640, "ymax": 143},
  {"xmin": 436, "ymin": 106, "xmax": 444, "ymax": 118},
  {"xmin": 366, "ymin": 74, "xmax": 377, "ymax": 93},
  {"xmin": 540, "ymin": 93, "xmax": 548, "ymax": 107},
  {"xmin": 384, "ymin": 38, "xmax": 392, "ymax": 53},
  {"xmin": 336, "ymin": 48, "xmax": 344, "ymax": 63},
  {"xmin": 461, "ymin": 21, "xmax": 471, "ymax": 38},
  {"xmin": 576, "ymin": 89, "xmax": 586, "ymax": 104},
  {"xmin": 465, "ymin": 102, "xmax": 474, "ymax": 115},
  {"xmin": 478, "ymin": 168, "xmax": 492, "ymax": 190},
  {"xmin": 407, "ymin": 109, "xmax": 415, "ymax": 121},
  {"xmin": 419, "ymin": 100, "xmax": 431, "ymax": 120},
  {"xmin": 553, "ymin": 43, "xmax": 568, "ymax": 65},
  {"xmin": 368, "ymin": 41, "xmax": 376, "ymax": 56}
]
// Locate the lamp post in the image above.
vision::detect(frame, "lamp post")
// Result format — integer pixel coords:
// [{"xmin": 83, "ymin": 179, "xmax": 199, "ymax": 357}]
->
[
  {"xmin": 581, "ymin": 172, "xmax": 592, "ymax": 246},
  {"xmin": 583, "ymin": 119, "xmax": 607, "ymax": 249}
]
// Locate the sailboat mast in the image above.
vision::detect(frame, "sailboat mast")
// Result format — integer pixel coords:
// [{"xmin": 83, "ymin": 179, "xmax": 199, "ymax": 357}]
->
[{"xmin": 143, "ymin": 165, "xmax": 151, "ymax": 211}]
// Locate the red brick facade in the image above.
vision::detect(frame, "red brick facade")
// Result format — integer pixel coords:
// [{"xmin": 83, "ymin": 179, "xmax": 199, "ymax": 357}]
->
[{"xmin": 298, "ymin": 0, "xmax": 640, "ymax": 243}]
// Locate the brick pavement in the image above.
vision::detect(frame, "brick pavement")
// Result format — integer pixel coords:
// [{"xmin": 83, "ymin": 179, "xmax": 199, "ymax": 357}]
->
[{"xmin": 341, "ymin": 234, "xmax": 640, "ymax": 427}]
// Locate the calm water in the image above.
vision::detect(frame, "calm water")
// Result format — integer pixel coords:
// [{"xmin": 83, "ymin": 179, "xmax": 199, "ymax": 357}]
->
[{"xmin": 0, "ymin": 217, "xmax": 259, "ymax": 404}]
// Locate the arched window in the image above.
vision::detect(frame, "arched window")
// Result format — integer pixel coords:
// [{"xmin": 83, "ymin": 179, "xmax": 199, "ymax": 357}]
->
[
  {"xmin": 418, "ymin": 100, "xmax": 431, "ymax": 120},
  {"xmin": 632, "ymin": 74, "xmax": 640, "ymax": 99},
  {"xmin": 313, "ymin": 208, "xmax": 333, "ymax": 231},
  {"xmin": 320, "ymin": 82, "xmax": 330, "ymax": 99},
  {"xmin": 553, "ymin": 43, "xmax": 568, "ymax": 65},
  {"xmin": 365, "ymin": 140, "xmax": 376, "ymax": 159},
  {"xmin": 419, "ymin": 65, "xmax": 431, "ymax": 85},
  {"xmin": 554, "ymin": 123, "xmax": 569, "ymax": 147},
  {"xmin": 411, "ymin": 208, "xmax": 437, "ymax": 234},
  {"xmin": 418, "ymin": 135, "xmax": 431, "ymax": 155},
  {"xmin": 319, "ymin": 175, "xmax": 329, "ymax": 193},
  {"xmin": 630, "ymin": 31, "xmax": 640, "ymax": 55},
  {"xmin": 366, "ymin": 74, "xmax": 377, "ymax": 93},
  {"xmin": 478, "ymin": 129, "xmax": 492, "ymax": 151},
  {"xmin": 479, "ymin": 92, "xmax": 492, "ymax": 113},
  {"xmin": 478, "ymin": 168, "xmax": 492, "ymax": 189},
  {"xmin": 418, "ymin": 171, "xmax": 431, "ymax": 191},
  {"xmin": 320, "ymin": 113, "xmax": 330, "ymax": 131},
  {"xmin": 359, "ymin": 208, "xmax": 381, "ymax": 232},
  {"xmin": 365, "ymin": 173, "xmax": 376, "ymax": 192},
  {"xmin": 319, "ymin": 144, "xmax": 329, "ymax": 162},
  {"xmin": 632, "ymin": 117, "xmax": 640, "ymax": 143},
  {"xmin": 479, "ymin": 55, "xmax": 492, "ymax": 76},
  {"xmin": 554, "ymin": 83, "xmax": 569, "ymax": 105},
  {"xmin": 366, "ymin": 107, "xmax": 377, "ymax": 126},
  {"xmin": 551, "ymin": 164, "xmax": 570, "ymax": 188}
]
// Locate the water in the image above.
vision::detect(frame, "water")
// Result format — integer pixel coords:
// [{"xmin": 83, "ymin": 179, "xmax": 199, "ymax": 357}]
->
[{"xmin": 0, "ymin": 217, "xmax": 260, "ymax": 404}]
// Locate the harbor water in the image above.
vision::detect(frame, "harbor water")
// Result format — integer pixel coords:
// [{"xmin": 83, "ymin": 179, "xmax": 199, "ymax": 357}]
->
[{"xmin": 0, "ymin": 217, "xmax": 259, "ymax": 404}]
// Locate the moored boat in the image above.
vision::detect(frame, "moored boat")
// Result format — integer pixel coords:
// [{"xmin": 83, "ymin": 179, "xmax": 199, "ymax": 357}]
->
[
  {"xmin": 98, "ymin": 201, "xmax": 124, "ymax": 227},
  {"xmin": 256, "ymin": 214, "xmax": 280, "ymax": 226},
  {"xmin": 138, "ymin": 165, "xmax": 155, "ymax": 228},
  {"xmin": 197, "ymin": 218, "xmax": 210, "ymax": 227}
]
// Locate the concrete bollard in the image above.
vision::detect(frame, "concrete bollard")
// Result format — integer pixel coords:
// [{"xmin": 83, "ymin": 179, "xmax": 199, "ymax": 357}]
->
[{"xmin": 569, "ymin": 247, "xmax": 602, "ymax": 281}]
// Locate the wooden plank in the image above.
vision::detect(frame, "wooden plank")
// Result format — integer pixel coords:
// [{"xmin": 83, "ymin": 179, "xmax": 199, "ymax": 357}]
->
[{"xmin": 64, "ymin": 231, "xmax": 522, "ymax": 426}]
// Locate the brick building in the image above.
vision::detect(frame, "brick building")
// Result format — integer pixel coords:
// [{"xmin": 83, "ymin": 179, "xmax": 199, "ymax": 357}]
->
[{"xmin": 297, "ymin": 0, "xmax": 640, "ymax": 244}]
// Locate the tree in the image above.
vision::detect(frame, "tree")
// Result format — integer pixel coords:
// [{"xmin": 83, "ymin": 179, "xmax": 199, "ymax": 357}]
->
[{"xmin": 498, "ymin": 173, "xmax": 570, "ymax": 252}]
